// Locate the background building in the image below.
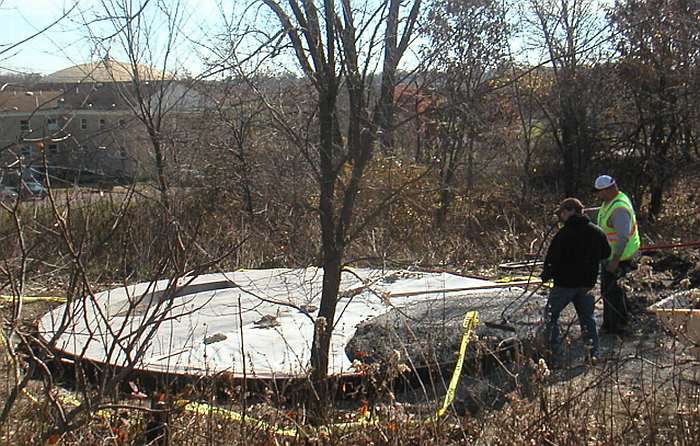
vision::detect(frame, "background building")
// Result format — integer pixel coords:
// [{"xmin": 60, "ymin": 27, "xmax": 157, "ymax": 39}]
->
[{"xmin": 0, "ymin": 57, "xmax": 204, "ymax": 187}]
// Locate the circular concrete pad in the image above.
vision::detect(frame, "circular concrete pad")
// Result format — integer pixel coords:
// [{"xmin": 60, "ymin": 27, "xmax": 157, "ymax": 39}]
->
[{"xmin": 39, "ymin": 268, "xmax": 497, "ymax": 379}]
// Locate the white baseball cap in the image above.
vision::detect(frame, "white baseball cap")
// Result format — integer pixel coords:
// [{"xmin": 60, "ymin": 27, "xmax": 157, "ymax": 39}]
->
[{"xmin": 593, "ymin": 175, "xmax": 616, "ymax": 191}]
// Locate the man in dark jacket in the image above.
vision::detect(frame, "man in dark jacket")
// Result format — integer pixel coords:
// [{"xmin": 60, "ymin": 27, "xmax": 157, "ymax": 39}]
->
[{"xmin": 541, "ymin": 198, "xmax": 611, "ymax": 363}]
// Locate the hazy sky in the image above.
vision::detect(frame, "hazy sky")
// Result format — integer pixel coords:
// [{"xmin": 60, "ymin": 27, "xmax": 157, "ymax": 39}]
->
[
  {"xmin": 1, "ymin": 0, "xmax": 613, "ymax": 78},
  {"xmin": 0, "ymin": 0, "xmax": 411, "ymax": 78},
  {"xmin": 0, "ymin": 0, "xmax": 75, "ymax": 73},
  {"xmin": 0, "ymin": 0, "xmax": 230, "ymax": 75}
]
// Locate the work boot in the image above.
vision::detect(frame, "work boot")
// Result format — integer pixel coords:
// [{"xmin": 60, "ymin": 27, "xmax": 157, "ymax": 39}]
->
[
  {"xmin": 588, "ymin": 354, "xmax": 600, "ymax": 366},
  {"xmin": 585, "ymin": 346, "xmax": 600, "ymax": 366}
]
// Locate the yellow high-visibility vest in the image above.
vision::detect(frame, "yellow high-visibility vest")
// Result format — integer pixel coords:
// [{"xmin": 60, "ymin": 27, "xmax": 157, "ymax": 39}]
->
[{"xmin": 597, "ymin": 191, "xmax": 640, "ymax": 261}]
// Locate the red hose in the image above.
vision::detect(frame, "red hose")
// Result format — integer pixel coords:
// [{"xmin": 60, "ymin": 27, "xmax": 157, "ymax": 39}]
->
[{"xmin": 640, "ymin": 241, "xmax": 700, "ymax": 252}]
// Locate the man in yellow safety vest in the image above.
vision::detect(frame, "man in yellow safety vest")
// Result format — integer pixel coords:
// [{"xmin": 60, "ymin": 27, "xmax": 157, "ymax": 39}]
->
[{"xmin": 593, "ymin": 175, "xmax": 641, "ymax": 335}]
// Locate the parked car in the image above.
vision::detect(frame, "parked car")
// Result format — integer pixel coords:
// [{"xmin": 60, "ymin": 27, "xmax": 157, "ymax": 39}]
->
[
  {"xmin": 0, "ymin": 186, "xmax": 18, "ymax": 202},
  {"xmin": 20, "ymin": 180, "xmax": 47, "ymax": 200}
]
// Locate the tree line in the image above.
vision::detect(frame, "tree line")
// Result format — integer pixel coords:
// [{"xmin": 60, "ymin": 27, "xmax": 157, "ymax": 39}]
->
[{"xmin": 0, "ymin": 0, "xmax": 698, "ymax": 431}]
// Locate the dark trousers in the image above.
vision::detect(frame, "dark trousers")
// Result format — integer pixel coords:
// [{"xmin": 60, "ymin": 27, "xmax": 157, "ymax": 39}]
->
[
  {"xmin": 545, "ymin": 287, "xmax": 599, "ymax": 358},
  {"xmin": 600, "ymin": 260, "xmax": 632, "ymax": 333}
]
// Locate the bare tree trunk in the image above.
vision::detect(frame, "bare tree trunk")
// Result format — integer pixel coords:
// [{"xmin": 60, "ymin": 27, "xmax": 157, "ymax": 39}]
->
[
  {"xmin": 526, "ymin": 0, "xmax": 607, "ymax": 197},
  {"xmin": 311, "ymin": 85, "xmax": 341, "ymax": 392},
  {"xmin": 261, "ymin": 0, "xmax": 421, "ymax": 392},
  {"xmin": 560, "ymin": 108, "xmax": 578, "ymax": 196},
  {"xmin": 649, "ymin": 179, "xmax": 664, "ymax": 219},
  {"xmin": 466, "ymin": 136, "xmax": 475, "ymax": 192},
  {"xmin": 521, "ymin": 147, "xmax": 532, "ymax": 202},
  {"xmin": 375, "ymin": 0, "xmax": 400, "ymax": 151},
  {"xmin": 436, "ymin": 162, "xmax": 455, "ymax": 229},
  {"xmin": 311, "ymin": 252, "xmax": 341, "ymax": 384},
  {"xmin": 649, "ymin": 119, "xmax": 674, "ymax": 218}
]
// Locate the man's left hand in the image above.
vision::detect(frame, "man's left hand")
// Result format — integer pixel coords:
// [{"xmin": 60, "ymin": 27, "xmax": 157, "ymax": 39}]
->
[{"xmin": 606, "ymin": 258, "xmax": 620, "ymax": 273}]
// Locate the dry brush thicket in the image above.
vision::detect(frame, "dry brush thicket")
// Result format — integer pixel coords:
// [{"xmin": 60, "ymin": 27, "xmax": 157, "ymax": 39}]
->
[
  {"xmin": 1, "ymin": 172, "xmax": 699, "ymax": 445},
  {"xmin": 2, "ymin": 0, "xmax": 700, "ymax": 443}
]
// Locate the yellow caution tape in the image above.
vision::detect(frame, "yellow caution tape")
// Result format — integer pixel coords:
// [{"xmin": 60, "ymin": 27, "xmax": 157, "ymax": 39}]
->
[
  {"xmin": 177, "ymin": 400, "xmax": 379, "ymax": 437},
  {"xmin": 495, "ymin": 275, "xmax": 536, "ymax": 283},
  {"xmin": 179, "ymin": 310, "xmax": 480, "ymax": 434},
  {"xmin": 495, "ymin": 276, "xmax": 552, "ymax": 288},
  {"xmin": 433, "ymin": 311, "xmax": 479, "ymax": 419},
  {"xmin": 180, "ymin": 400, "xmax": 302, "ymax": 437},
  {"xmin": 0, "ymin": 295, "xmax": 67, "ymax": 303},
  {"xmin": 57, "ymin": 392, "xmax": 110, "ymax": 419},
  {"xmin": 179, "ymin": 400, "xmax": 377, "ymax": 437},
  {"xmin": 318, "ymin": 412, "xmax": 378, "ymax": 433}
]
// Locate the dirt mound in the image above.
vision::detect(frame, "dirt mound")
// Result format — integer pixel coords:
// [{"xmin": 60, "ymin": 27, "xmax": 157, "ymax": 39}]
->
[
  {"xmin": 624, "ymin": 249, "xmax": 700, "ymax": 311},
  {"xmin": 346, "ymin": 288, "xmax": 548, "ymax": 367}
]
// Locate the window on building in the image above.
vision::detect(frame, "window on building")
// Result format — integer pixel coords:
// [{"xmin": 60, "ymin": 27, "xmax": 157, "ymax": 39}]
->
[
  {"xmin": 20, "ymin": 120, "xmax": 30, "ymax": 131},
  {"xmin": 47, "ymin": 117, "xmax": 58, "ymax": 131},
  {"xmin": 48, "ymin": 144, "xmax": 58, "ymax": 154},
  {"xmin": 99, "ymin": 118, "xmax": 106, "ymax": 129},
  {"xmin": 80, "ymin": 118, "xmax": 88, "ymax": 130}
]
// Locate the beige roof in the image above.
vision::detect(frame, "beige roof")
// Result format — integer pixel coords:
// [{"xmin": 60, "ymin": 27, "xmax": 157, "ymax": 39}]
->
[{"xmin": 44, "ymin": 58, "xmax": 169, "ymax": 83}]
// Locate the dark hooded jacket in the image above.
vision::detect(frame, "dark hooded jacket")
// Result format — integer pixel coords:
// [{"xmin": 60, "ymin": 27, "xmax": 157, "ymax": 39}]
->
[{"xmin": 541, "ymin": 214, "xmax": 611, "ymax": 288}]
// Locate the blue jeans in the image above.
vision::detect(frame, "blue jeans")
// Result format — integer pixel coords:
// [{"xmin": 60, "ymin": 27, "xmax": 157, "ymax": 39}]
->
[{"xmin": 545, "ymin": 287, "xmax": 600, "ymax": 358}]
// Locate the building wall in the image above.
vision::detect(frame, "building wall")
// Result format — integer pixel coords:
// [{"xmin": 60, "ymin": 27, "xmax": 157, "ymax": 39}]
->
[
  {"xmin": 1, "ymin": 79, "xmax": 206, "ymax": 186},
  {"xmin": 1, "ymin": 105, "xmax": 145, "ymax": 184}
]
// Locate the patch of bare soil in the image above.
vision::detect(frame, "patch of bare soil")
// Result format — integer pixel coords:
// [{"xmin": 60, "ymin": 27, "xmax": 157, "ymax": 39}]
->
[
  {"xmin": 348, "ymin": 250, "xmax": 700, "ymax": 424},
  {"xmin": 480, "ymin": 250, "xmax": 700, "ymax": 441}
]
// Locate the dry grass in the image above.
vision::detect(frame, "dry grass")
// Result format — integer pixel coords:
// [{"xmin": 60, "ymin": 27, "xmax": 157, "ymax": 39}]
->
[
  {"xmin": 2, "ymin": 172, "xmax": 700, "ymax": 445},
  {"xmin": 1, "ymin": 334, "xmax": 699, "ymax": 445}
]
